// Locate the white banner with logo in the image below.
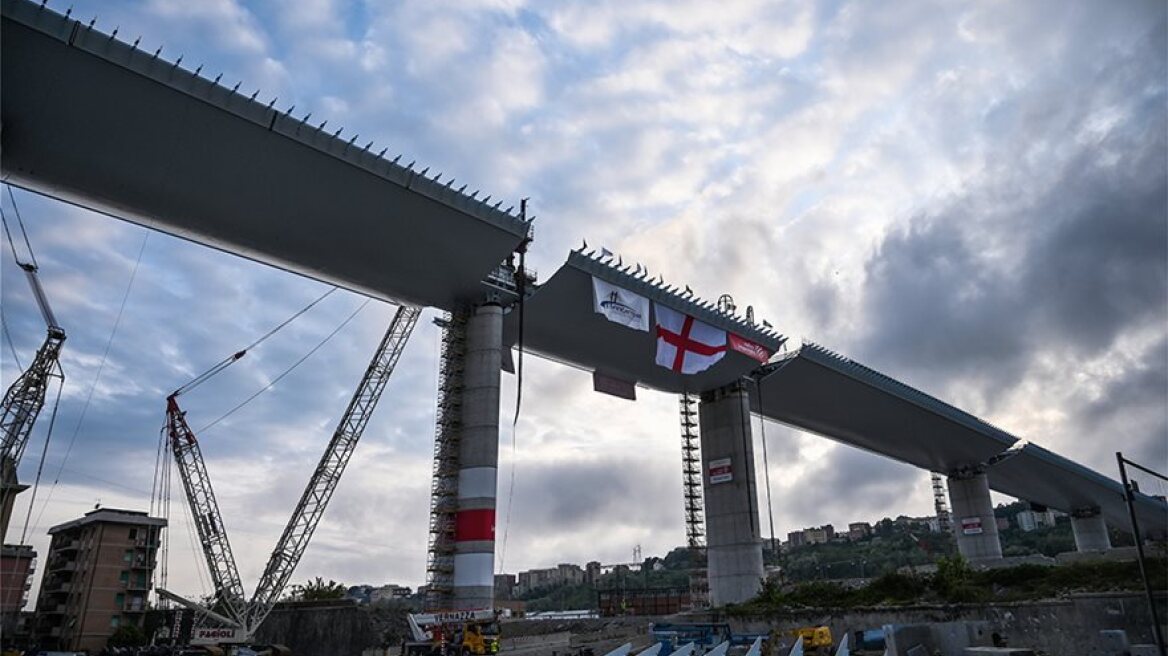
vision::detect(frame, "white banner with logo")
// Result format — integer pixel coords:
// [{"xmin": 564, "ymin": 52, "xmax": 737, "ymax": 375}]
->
[{"xmin": 592, "ymin": 276, "xmax": 649, "ymax": 331}]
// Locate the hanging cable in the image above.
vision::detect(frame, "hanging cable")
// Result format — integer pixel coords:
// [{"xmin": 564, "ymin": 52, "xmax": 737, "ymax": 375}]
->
[
  {"xmin": 172, "ymin": 286, "xmax": 337, "ymax": 398},
  {"xmin": 197, "ymin": 297, "xmax": 369, "ymax": 434},
  {"xmin": 498, "ymin": 203, "xmax": 529, "ymax": 573},
  {"xmin": 756, "ymin": 374, "xmax": 778, "ymax": 556},
  {"xmin": 32, "ymin": 231, "xmax": 150, "ymax": 531}
]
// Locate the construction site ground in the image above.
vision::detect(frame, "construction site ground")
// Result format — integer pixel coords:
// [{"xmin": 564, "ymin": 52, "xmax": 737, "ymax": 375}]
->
[{"xmin": 498, "ymin": 616, "xmax": 659, "ymax": 656}]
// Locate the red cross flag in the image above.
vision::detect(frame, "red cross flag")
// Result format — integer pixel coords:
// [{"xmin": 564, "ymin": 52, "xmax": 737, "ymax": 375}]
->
[{"xmin": 654, "ymin": 303, "xmax": 727, "ymax": 374}]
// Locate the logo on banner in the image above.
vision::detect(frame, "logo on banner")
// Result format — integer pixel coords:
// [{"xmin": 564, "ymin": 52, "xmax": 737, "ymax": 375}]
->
[
  {"xmin": 593, "ymin": 276, "xmax": 649, "ymax": 331},
  {"xmin": 728, "ymin": 333, "xmax": 771, "ymax": 363},
  {"xmin": 708, "ymin": 458, "xmax": 733, "ymax": 484},
  {"xmin": 192, "ymin": 628, "xmax": 246, "ymax": 645}
]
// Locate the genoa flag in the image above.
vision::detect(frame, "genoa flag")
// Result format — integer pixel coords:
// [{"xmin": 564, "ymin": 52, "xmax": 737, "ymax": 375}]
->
[{"xmin": 654, "ymin": 304, "xmax": 727, "ymax": 374}]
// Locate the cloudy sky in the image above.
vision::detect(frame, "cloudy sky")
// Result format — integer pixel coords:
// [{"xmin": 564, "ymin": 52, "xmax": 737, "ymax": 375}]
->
[{"xmin": 3, "ymin": 0, "xmax": 1165, "ymax": 604}]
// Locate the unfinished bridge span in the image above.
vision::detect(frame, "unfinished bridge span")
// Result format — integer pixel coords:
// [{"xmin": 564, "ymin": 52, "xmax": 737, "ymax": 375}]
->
[{"xmin": 3, "ymin": 0, "xmax": 1164, "ymax": 610}]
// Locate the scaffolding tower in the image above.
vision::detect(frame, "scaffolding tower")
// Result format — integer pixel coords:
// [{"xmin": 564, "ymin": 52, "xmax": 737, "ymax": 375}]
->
[
  {"xmin": 932, "ymin": 472, "xmax": 952, "ymax": 534},
  {"xmin": 679, "ymin": 393, "xmax": 708, "ymax": 609},
  {"xmin": 425, "ymin": 311, "xmax": 468, "ymax": 611}
]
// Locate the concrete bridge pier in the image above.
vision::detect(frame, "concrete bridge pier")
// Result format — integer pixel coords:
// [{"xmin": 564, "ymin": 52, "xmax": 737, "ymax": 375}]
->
[
  {"xmin": 1071, "ymin": 507, "xmax": 1112, "ymax": 551},
  {"xmin": 947, "ymin": 468, "xmax": 1003, "ymax": 562},
  {"xmin": 452, "ymin": 302, "xmax": 503, "ymax": 610},
  {"xmin": 699, "ymin": 381, "xmax": 764, "ymax": 606}
]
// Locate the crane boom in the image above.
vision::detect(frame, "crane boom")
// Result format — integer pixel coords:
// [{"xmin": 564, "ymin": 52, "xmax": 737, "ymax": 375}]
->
[
  {"xmin": 1, "ymin": 262, "xmax": 65, "ymax": 541},
  {"xmin": 246, "ymin": 303, "xmax": 421, "ymax": 631},
  {"xmin": 165, "ymin": 394, "xmax": 247, "ymax": 627},
  {"xmin": 0, "ymin": 329, "xmax": 64, "ymax": 467}
]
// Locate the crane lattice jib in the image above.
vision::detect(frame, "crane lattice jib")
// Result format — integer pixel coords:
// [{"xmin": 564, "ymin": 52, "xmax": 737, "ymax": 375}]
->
[
  {"xmin": 246, "ymin": 304, "xmax": 421, "ymax": 632},
  {"xmin": 0, "ymin": 328, "xmax": 64, "ymax": 470},
  {"xmin": 166, "ymin": 395, "xmax": 247, "ymax": 627}
]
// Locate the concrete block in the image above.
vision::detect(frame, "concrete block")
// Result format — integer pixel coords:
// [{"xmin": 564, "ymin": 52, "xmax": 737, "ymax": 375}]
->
[{"xmin": 1097, "ymin": 629, "xmax": 1130, "ymax": 655}]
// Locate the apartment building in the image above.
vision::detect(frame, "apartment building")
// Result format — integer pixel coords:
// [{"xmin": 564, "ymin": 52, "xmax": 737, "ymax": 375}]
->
[
  {"xmin": 516, "ymin": 563, "xmax": 584, "ymax": 595},
  {"xmin": 0, "ymin": 544, "xmax": 36, "ymax": 646},
  {"xmin": 33, "ymin": 508, "xmax": 166, "ymax": 653},
  {"xmin": 847, "ymin": 522, "xmax": 872, "ymax": 540}
]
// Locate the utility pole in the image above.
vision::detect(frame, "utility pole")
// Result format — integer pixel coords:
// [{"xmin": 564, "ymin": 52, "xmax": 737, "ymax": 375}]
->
[{"xmin": 1116, "ymin": 452, "xmax": 1165, "ymax": 654}]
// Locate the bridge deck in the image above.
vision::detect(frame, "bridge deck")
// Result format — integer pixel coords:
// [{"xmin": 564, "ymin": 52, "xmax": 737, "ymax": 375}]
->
[
  {"xmin": 752, "ymin": 344, "xmax": 1167, "ymax": 535},
  {"xmin": 1, "ymin": 0, "xmax": 528, "ymax": 310},
  {"xmin": 502, "ymin": 249, "xmax": 784, "ymax": 394}
]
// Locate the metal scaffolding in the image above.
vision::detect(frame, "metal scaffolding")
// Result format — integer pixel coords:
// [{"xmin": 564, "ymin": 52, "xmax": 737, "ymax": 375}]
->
[
  {"xmin": 679, "ymin": 393, "xmax": 708, "ymax": 609},
  {"xmin": 425, "ymin": 310, "xmax": 468, "ymax": 611},
  {"xmin": 932, "ymin": 472, "xmax": 952, "ymax": 534}
]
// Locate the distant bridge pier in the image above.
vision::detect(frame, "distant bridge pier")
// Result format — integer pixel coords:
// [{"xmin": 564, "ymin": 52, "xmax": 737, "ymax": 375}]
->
[
  {"xmin": 453, "ymin": 301, "xmax": 504, "ymax": 610},
  {"xmin": 1071, "ymin": 506, "xmax": 1111, "ymax": 552},
  {"xmin": 947, "ymin": 469, "xmax": 1003, "ymax": 562},
  {"xmin": 699, "ymin": 381, "xmax": 764, "ymax": 606}
]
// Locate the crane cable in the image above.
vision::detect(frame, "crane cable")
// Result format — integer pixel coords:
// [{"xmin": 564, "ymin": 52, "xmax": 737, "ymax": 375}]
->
[
  {"xmin": 196, "ymin": 297, "xmax": 369, "ymax": 434},
  {"xmin": 172, "ymin": 286, "xmax": 337, "ymax": 398},
  {"xmin": 1, "ymin": 185, "xmax": 38, "ymax": 269},
  {"xmin": 15, "ymin": 363, "xmax": 65, "ymax": 545},
  {"xmin": 31, "ymin": 230, "xmax": 150, "ymax": 532},
  {"xmin": 0, "ymin": 185, "xmax": 39, "ymax": 372},
  {"xmin": 2, "ymin": 317, "xmax": 23, "ymax": 373}
]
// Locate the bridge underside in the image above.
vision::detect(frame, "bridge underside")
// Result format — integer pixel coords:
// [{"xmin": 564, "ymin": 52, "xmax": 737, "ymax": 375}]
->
[{"xmin": 1, "ymin": 0, "xmax": 529, "ymax": 310}]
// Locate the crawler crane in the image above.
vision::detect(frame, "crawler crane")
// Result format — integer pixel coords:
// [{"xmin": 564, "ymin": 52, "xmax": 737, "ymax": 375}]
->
[{"xmin": 159, "ymin": 302, "xmax": 421, "ymax": 652}]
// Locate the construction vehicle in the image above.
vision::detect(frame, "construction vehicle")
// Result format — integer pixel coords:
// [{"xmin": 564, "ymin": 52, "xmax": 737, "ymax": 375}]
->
[
  {"xmin": 403, "ymin": 610, "xmax": 501, "ymax": 656},
  {"xmin": 778, "ymin": 626, "xmax": 832, "ymax": 654},
  {"xmin": 159, "ymin": 303, "xmax": 421, "ymax": 654}
]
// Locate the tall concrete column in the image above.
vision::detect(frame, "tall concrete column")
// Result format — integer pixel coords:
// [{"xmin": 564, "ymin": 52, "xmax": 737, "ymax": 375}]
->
[
  {"xmin": 1071, "ymin": 507, "xmax": 1112, "ymax": 551},
  {"xmin": 947, "ymin": 469, "xmax": 1002, "ymax": 562},
  {"xmin": 453, "ymin": 303, "xmax": 503, "ymax": 609},
  {"xmin": 698, "ymin": 382, "xmax": 764, "ymax": 606}
]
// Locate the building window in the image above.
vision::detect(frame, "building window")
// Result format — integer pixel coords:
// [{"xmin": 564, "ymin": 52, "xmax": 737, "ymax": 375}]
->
[
  {"xmin": 129, "ymin": 528, "xmax": 138, "ymax": 540},
  {"xmin": 123, "ymin": 549, "xmax": 133, "ymax": 562},
  {"xmin": 119, "ymin": 571, "xmax": 129, "ymax": 584},
  {"xmin": 115, "ymin": 593, "xmax": 125, "ymax": 607},
  {"xmin": 110, "ymin": 615, "xmax": 120, "ymax": 628}
]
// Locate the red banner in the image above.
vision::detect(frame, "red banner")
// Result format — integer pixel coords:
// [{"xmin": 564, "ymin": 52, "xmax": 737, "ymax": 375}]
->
[
  {"xmin": 728, "ymin": 333, "xmax": 771, "ymax": 363},
  {"xmin": 455, "ymin": 509, "xmax": 496, "ymax": 542}
]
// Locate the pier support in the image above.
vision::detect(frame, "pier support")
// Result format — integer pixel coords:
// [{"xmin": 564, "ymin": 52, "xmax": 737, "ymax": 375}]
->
[
  {"xmin": 1071, "ymin": 507, "xmax": 1112, "ymax": 552},
  {"xmin": 947, "ymin": 469, "xmax": 1002, "ymax": 562},
  {"xmin": 699, "ymin": 382, "xmax": 764, "ymax": 606},
  {"xmin": 452, "ymin": 302, "xmax": 503, "ymax": 610}
]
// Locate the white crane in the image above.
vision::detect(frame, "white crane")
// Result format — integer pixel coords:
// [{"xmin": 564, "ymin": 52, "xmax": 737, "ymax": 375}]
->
[{"xmin": 159, "ymin": 302, "xmax": 421, "ymax": 645}]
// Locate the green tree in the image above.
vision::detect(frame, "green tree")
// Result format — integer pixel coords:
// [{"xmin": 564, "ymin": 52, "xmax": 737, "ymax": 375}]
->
[
  {"xmin": 289, "ymin": 576, "xmax": 347, "ymax": 601},
  {"xmin": 108, "ymin": 623, "xmax": 147, "ymax": 648}
]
